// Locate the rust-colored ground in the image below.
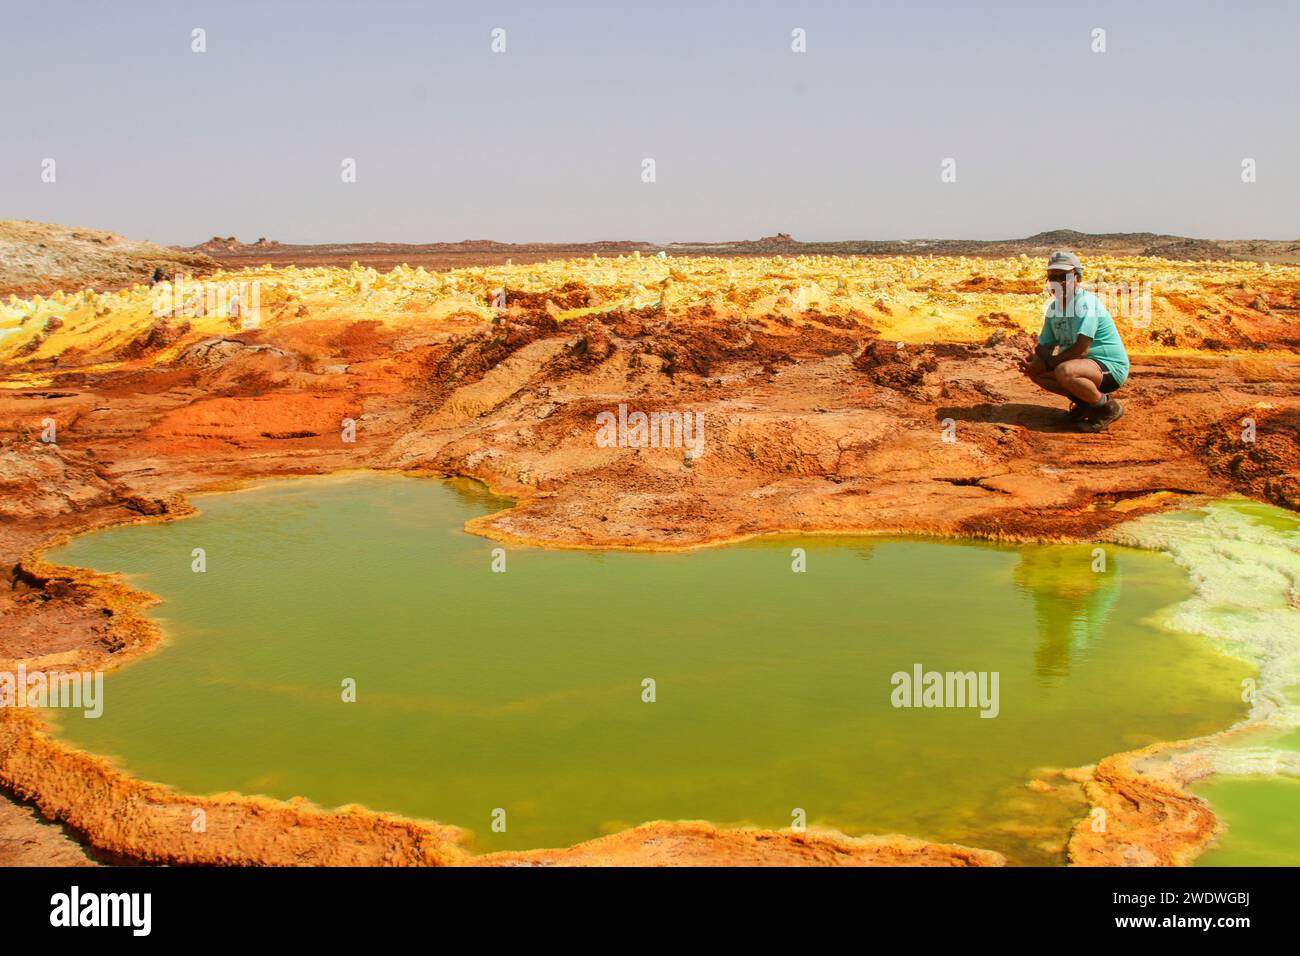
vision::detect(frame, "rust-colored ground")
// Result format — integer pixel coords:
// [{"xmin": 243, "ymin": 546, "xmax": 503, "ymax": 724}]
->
[{"xmin": 2, "ymin": 246, "xmax": 1297, "ymax": 866}]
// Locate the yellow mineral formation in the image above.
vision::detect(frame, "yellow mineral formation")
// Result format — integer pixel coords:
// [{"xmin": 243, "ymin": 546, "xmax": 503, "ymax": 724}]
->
[{"xmin": 1, "ymin": 254, "xmax": 1296, "ymax": 371}]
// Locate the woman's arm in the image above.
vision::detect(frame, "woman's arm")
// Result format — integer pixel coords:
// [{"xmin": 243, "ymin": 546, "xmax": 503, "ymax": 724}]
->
[{"xmin": 1044, "ymin": 334, "xmax": 1093, "ymax": 370}]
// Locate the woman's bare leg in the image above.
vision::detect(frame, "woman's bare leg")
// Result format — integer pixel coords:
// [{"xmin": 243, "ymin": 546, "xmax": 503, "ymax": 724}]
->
[{"xmin": 1052, "ymin": 359, "xmax": 1105, "ymax": 404}]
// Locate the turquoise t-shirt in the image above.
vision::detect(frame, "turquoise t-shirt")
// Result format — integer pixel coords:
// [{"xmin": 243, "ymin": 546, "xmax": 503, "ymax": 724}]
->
[{"xmin": 1038, "ymin": 288, "xmax": 1130, "ymax": 385}]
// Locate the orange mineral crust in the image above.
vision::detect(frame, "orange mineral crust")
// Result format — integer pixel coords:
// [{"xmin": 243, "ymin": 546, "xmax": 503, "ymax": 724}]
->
[{"xmin": 2, "ymin": 244, "xmax": 1297, "ymax": 865}]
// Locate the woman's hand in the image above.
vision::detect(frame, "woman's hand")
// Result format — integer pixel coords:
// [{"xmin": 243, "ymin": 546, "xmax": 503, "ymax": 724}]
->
[{"xmin": 1021, "ymin": 352, "xmax": 1047, "ymax": 377}]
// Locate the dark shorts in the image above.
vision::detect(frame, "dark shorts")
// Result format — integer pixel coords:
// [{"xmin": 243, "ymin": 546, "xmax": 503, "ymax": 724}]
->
[{"xmin": 1089, "ymin": 359, "xmax": 1120, "ymax": 393}]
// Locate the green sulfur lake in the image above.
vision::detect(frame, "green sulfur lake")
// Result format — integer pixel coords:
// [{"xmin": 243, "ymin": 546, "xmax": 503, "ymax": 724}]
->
[
  {"xmin": 1193, "ymin": 726, "xmax": 1300, "ymax": 867},
  {"xmin": 45, "ymin": 473, "xmax": 1258, "ymax": 863}
]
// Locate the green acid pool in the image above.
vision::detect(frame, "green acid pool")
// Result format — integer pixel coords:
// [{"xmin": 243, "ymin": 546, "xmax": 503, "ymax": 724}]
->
[
  {"xmin": 1193, "ymin": 728, "xmax": 1300, "ymax": 866},
  {"xmin": 1115, "ymin": 500, "xmax": 1300, "ymax": 867},
  {"xmin": 44, "ymin": 473, "xmax": 1261, "ymax": 863}
]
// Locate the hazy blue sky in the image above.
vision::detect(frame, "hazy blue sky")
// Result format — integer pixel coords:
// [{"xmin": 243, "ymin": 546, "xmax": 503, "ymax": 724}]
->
[{"xmin": 2, "ymin": 0, "xmax": 1295, "ymax": 245}]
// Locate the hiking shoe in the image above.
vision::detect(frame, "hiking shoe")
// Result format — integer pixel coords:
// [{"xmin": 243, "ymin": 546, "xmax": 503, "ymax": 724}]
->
[
  {"xmin": 1064, "ymin": 401, "xmax": 1089, "ymax": 422},
  {"xmin": 1076, "ymin": 399, "xmax": 1124, "ymax": 433}
]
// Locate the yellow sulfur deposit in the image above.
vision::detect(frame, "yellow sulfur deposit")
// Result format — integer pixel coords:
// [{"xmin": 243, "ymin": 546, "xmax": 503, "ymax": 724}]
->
[{"xmin": 1, "ymin": 254, "xmax": 1296, "ymax": 371}]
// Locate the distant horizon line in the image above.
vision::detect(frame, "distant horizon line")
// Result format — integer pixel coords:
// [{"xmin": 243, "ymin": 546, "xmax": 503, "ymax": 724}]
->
[
  {"xmin": 170, "ymin": 228, "xmax": 1299, "ymax": 249},
  {"xmin": 10, "ymin": 220, "xmax": 1296, "ymax": 250}
]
